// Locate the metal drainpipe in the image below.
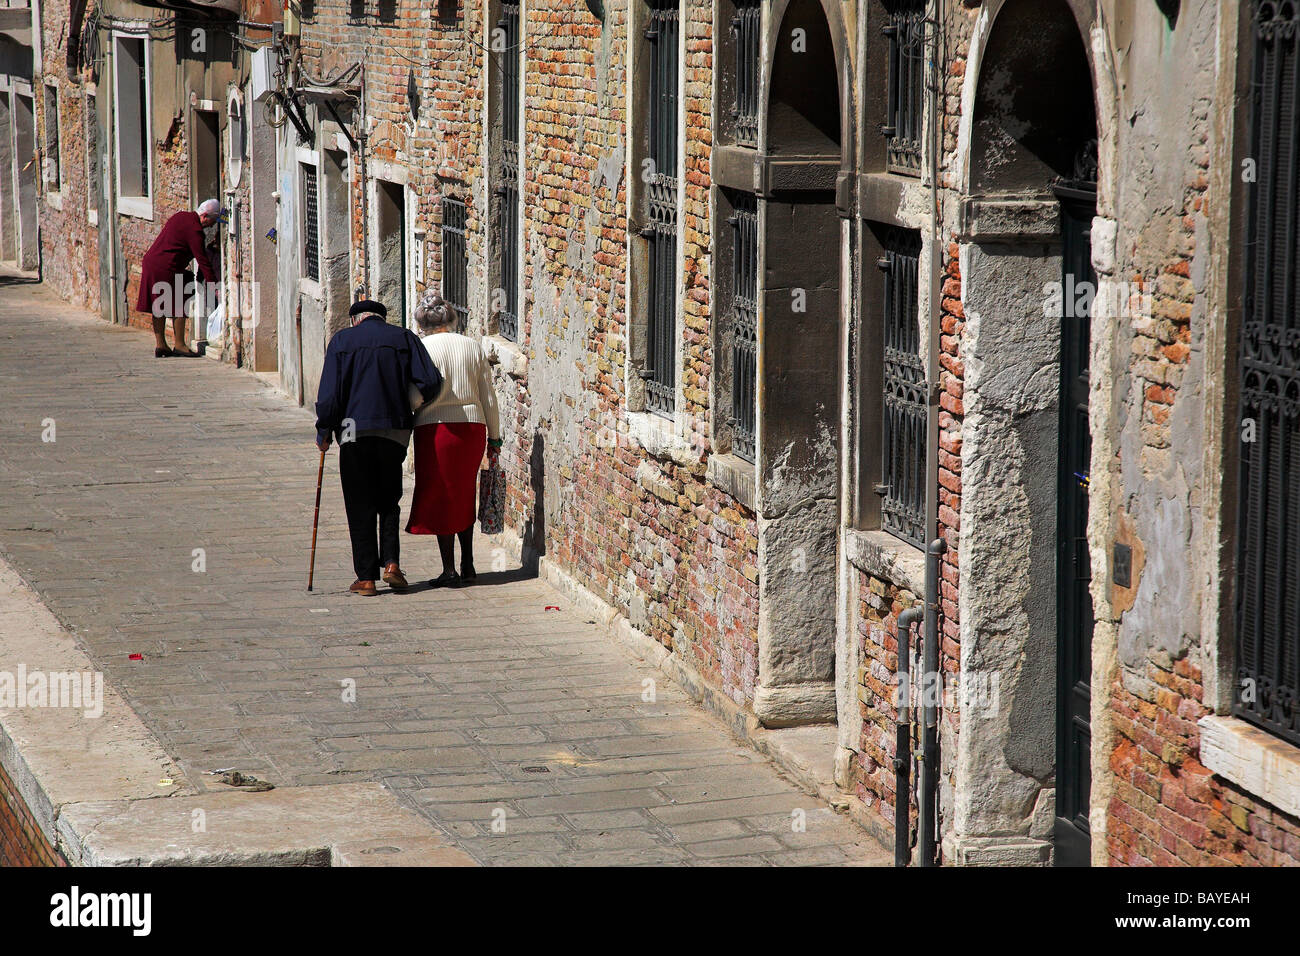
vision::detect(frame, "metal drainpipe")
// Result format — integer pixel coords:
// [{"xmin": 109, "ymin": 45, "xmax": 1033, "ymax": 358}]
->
[
  {"xmin": 894, "ymin": 604, "xmax": 924, "ymax": 867},
  {"xmin": 358, "ymin": 64, "xmax": 369, "ymax": 299},
  {"xmin": 918, "ymin": 0, "xmax": 947, "ymax": 869},
  {"xmin": 919, "ymin": 537, "xmax": 947, "ymax": 866}
]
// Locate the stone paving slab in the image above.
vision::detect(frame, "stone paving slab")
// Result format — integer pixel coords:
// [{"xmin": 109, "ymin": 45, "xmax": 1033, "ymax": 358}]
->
[{"xmin": 0, "ymin": 277, "xmax": 888, "ymax": 866}]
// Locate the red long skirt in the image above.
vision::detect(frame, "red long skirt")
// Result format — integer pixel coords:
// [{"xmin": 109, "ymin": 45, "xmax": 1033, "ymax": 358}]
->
[{"xmin": 406, "ymin": 422, "xmax": 487, "ymax": 535}]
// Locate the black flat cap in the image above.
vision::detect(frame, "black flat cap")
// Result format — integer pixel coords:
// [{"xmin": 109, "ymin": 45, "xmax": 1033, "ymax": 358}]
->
[{"xmin": 349, "ymin": 299, "xmax": 387, "ymax": 318}]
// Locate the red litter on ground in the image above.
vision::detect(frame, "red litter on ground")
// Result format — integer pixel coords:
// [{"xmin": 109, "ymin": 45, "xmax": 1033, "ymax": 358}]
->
[
  {"xmin": 544, "ymin": 606, "xmax": 560, "ymax": 611},
  {"xmin": 129, "ymin": 653, "xmax": 144, "ymax": 661}
]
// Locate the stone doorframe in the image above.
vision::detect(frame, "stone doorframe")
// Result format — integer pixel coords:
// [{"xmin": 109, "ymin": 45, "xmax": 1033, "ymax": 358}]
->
[
  {"xmin": 744, "ymin": 0, "xmax": 855, "ymax": 727},
  {"xmin": 945, "ymin": 0, "xmax": 1119, "ymax": 865}
]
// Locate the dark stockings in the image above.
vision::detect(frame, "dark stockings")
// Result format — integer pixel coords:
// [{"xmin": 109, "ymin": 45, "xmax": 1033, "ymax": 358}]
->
[{"xmin": 437, "ymin": 526, "xmax": 475, "ymax": 574}]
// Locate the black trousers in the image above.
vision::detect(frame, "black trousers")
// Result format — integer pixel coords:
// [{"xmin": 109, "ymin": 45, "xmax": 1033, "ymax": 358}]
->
[{"xmin": 338, "ymin": 436, "xmax": 406, "ymax": 580}]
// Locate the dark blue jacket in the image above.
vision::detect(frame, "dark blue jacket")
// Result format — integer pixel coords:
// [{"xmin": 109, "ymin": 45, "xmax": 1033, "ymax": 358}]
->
[{"xmin": 314, "ymin": 317, "xmax": 442, "ymax": 444}]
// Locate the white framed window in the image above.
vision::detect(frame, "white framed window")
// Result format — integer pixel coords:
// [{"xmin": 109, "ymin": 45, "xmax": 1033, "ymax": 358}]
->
[{"xmin": 112, "ymin": 31, "xmax": 152, "ymax": 218}]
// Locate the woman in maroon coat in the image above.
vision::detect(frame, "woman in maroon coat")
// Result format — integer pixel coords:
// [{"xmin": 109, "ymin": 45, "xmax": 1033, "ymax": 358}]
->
[{"xmin": 136, "ymin": 199, "xmax": 221, "ymax": 357}]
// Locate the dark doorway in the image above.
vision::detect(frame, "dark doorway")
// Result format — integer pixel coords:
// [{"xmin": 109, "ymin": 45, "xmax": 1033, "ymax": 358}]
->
[
  {"xmin": 13, "ymin": 92, "xmax": 38, "ymax": 271},
  {"xmin": 192, "ymin": 109, "xmax": 221, "ymax": 208},
  {"xmin": 0, "ymin": 92, "xmax": 15, "ymax": 263},
  {"xmin": 192, "ymin": 109, "xmax": 222, "ymax": 349},
  {"xmin": 1054, "ymin": 186, "xmax": 1096, "ymax": 867},
  {"xmin": 375, "ymin": 179, "xmax": 406, "ymax": 326}
]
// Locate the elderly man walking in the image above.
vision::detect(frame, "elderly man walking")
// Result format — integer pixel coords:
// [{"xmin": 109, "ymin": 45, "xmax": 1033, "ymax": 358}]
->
[
  {"xmin": 137, "ymin": 198, "xmax": 222, "ymax": 357},
  {"xmin": 315, "ymin": 300, "xmax": 442, "ymax": 596}
]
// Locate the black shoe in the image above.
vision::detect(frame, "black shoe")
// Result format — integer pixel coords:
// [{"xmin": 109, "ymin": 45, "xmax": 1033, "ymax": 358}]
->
[
  {"xmin": 428, "ymin": 570, "xmax": 461, "ymax": 588},
  {"xmin": 154, "ymin": 347, "xmax": 173, "ymax": 358},
  {"xmin": 460, "ymin": 562, "xmax": 477, "ymax": 584}
]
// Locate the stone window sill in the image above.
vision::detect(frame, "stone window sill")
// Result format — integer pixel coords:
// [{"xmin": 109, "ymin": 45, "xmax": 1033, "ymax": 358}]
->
[
  {"xmin": 706, "ymin": 452, "xmax": 755, "ymax": 512},
  {"xmin": 117, "ymin": 195, "xmax": 153, "ymax": 221},
  {"xmin": 1199, "ymin": 715, "xmax": 1300, "ymax": 819},
  {"xmin": 627, "ymin": 410, "xmax": 699, "ymax": 469},
  {"xmin": 483, "ymin": 334, "xmax": 528, "ymax": 380},
  {"xmin": 298, "ymin": 276, "xmax": 323, "ymax": 302},
  {"xmin": 844, "ymin": 528, "xmax": 926, "ymax": 595}
]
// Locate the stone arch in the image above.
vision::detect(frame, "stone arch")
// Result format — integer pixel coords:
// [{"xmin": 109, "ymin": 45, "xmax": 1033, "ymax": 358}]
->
[
  {"xmin": 764, "ymin": 0, "xmax": 853, "ymax": 167},
  {"xmin": 957, "ymin": 0, "xmax": 1118, "ymax": 206}
]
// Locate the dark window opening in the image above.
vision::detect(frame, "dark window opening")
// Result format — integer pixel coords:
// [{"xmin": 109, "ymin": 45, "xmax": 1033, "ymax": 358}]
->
[
  {"xmin": 730, "ymin": 192, "xmax": 758, "ymax": 461},
  {"xmin": 879, "ymin": 225, "xmax": 925, "ymax": 547},
  {"xmin": 496, "ymin": 1, "xmax": 521, "ymax": 342},
  {"xmin": 114, "ymin": 36, "xmax": 150, "ymax": 199},
  {"xmin": 883, "ymin": 0, "xmax": 925, "ymax": 175},
  {"xmin": 442, "ymin": 195, "xmax": 469, "ymax": 323},
  {"xmin": 1234, "ymin": 0, "xmax": 1300, "ymax": 747},
  {"xmin": 731, "ymin": 0, "xmax": 761, "ymax": 148},
  {"xmin": 302, "ymin": 163, "xmax": 320, "ymax": 282},
  {"xmin": 644, "ymin": 0, "xmax": 680, "ymax": 418},
  {"xmin": 43, "ymin": 85, "xmax": 59, "ymax": 191}
]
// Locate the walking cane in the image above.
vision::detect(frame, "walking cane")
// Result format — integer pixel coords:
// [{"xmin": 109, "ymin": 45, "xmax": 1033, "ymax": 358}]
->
[{"xmin": 307, "ymin": 446, "xmax": 326, "ymax": 592}]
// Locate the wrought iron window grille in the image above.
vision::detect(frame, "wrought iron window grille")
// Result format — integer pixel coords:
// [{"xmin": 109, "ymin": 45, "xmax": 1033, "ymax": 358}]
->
[
  {"xmin": 644, "ymin": 0, "xmax": 680, "ymax": 418},
  {"xmin": 441, "ymin": 196, "xmax": 469, "ymax": 328},
  {"xmin": 878, "ymin": 227, "xmax": 926, "ymax": 547},
  {"xmin": 730, "ymin": 0, "xmax": 761, "ymax": 148},
  {"xmin": 882, "ymin": 0, "xmax": 926, "ymax": 175},
  {"xmin": 728, "ymin": 193, "xmax": 758, "ymax": 462},
  {"xmin": 302, "ymin": 165, "xmax": 320, "ymax": 283},
  {"xmin": 1233, "ymin": 0, "xmax": 1300, "ymax": 747},
  {"xmin": 495, "ymin": 2, "xmax": 522, "ymax": 342}
]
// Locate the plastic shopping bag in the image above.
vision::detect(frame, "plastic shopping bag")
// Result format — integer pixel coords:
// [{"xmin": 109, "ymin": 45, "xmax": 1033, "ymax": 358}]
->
[
  {"xmin": 478, "ymin": 456, "xmax": 505, "ymax": 535},
  {"xmin": 206, "ymin": 300, "xmax": 225, "ymax": 342}
]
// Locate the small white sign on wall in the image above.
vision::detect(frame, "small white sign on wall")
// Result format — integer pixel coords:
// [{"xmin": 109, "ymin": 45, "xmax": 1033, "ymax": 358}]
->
[{"xmin": 413, "ymin": 237, "xmax": 424, "ymax": 284}]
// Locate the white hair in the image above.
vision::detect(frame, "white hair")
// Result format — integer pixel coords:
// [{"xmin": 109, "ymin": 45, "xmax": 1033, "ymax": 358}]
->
[{"xmin": 197, "ymin": 199, "xmax": 221, "ymax": 218}]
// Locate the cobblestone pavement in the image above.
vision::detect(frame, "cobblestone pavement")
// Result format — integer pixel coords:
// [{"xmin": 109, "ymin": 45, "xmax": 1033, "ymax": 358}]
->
[{"xmin": 0, "ymin": 277, "xmax": 888, "ymax": 866}]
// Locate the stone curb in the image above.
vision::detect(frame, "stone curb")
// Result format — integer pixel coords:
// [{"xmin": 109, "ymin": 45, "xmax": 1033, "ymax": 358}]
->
[{"xmin": 0, "ymin": 551, "xmax": 475, "ymax": 867}]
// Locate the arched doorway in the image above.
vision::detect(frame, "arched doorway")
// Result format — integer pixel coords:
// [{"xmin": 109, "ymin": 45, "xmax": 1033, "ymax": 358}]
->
[
  {"xmin": 752, "ymin": 0, "xmax": 848, "ymax": 727},
  {"xmin": 957, "ymin": 0, "xmax": 1098, "ymax": 865}
]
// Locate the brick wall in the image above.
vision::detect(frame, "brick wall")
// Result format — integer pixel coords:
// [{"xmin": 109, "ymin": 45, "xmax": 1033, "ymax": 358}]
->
[
  {"xmin": 34, "ymin": 0, "xmax": 99, "ymax": 312},
  {"xmin": 0, "ymin": 759, "xmax": 66, "ymax": 867}
]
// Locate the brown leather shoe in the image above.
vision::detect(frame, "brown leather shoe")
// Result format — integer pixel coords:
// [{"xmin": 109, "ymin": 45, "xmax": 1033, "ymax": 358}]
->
[
  {"xmin": 381, "ymin": 563, "xmax": 409, "ymax": 590},
  {"xmin": 349, "ymin": 579, "xmax": 378, "ymax": 596}
]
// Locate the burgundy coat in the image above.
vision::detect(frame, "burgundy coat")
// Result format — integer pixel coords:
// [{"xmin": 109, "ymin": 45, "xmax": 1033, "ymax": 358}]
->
[{"xmin": 135, "ymin": 211, "xmax": 218, "ymax": 317}]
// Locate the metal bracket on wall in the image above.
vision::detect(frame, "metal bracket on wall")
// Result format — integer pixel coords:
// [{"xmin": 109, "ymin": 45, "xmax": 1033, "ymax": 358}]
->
[
  {"xmin": 323, "ymin": 98, "xmax": 357, "ymax": 152},
  {"xmin": 282, "ymin": 91, "xmax": 314, "ymax": 146}
]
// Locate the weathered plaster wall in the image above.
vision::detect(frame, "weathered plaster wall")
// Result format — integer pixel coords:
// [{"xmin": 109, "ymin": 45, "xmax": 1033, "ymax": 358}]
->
[{"xmin": 1095, "ymin": 0, "xmax": 1300, "ymax": 866}]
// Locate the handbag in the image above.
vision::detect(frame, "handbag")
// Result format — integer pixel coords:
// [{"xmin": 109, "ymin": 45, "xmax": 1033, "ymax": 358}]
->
[{"xmin": 478, "ymin": 452, "xmax": 505, "ymax": 535}]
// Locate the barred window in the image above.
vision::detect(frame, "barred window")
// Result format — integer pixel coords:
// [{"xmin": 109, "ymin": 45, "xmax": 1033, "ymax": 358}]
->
[
  {"xmin": 301, "ymin": 162, "xmax": 320, "ymax": 282},
  {"xmin": 43, "ymin": 84, "xmax": 60, "ymax": 192},
  {"xmin": 644, "ymin": 0, "xmax": 680, "ymax": 418},
  {"xmin": 442, "ymin": 195, "xmax": 469, "ymax": 322},
  {"xmin": 1234, "ymin": 0, "xmax": 1300, "ymax": 747},
  {"xmin": 883, "ymin": 0, "xmax": 925, "ymax": 175},
  {"xmin": 731, "ymin": 0, "xmax": 761, "ymax": 148},
  {"xmin": 879, "ymin": 226, "xmax": 925, "ymax": 547},
  {"xmin": 730, "ymin": 193, "xmax": 758, "ymax": 462},
  {"xmin": 85, "ymin": 93, "xmax": 100, "ymax": 216},
  {"xmin": 493, "ymin": 1, "xmax": 522, "ymax": 342}
]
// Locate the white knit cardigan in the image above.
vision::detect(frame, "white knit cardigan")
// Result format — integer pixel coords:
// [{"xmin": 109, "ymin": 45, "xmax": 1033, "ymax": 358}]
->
[{"xmin": 409, "ymin": 332, "xmax": 502, "ymax": 440}]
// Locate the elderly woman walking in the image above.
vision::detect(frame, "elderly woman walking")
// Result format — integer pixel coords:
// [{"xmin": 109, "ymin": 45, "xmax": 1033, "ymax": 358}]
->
[{"xmin": 406, "ymin": 293, "xmax": 503, "ymax": 586}]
